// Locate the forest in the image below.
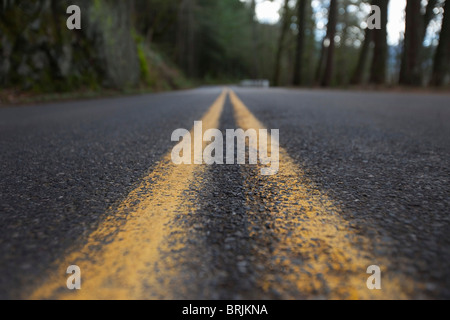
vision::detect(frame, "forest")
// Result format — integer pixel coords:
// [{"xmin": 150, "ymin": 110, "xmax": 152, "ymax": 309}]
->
[{"xmin": 0, "ymin": 0, "xmax": 449, "ymax": 97}]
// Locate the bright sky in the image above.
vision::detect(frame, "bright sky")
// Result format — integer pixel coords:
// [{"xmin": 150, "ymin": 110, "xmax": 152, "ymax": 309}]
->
[
  {"xmin": 387, "ymin": 0, "xmax": 407, "ymax": 45},
  {"xmin": 255, "ymin": 0, "xmax": 282, "ymax": 24},
  {"xmin": 254, "ymin": 0, "xmax": 408, "ymax": 45}
]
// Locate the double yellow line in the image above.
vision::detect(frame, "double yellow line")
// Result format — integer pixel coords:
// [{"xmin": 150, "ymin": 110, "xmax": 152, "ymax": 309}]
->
[
  {"xmin": 30, "ymin": 89, "xmax": 227, "ymax": 300},
  {"xmin": 30, "ymin": 89, "xmax": 412, "ymax": 300},
  {"xmin": 230, "ymin": 90, "xmax": 413, "ymax": 299}
]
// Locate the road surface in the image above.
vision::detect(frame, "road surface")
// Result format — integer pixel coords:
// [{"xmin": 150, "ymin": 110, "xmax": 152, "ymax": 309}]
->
[{"xmin": 0, "ymin": 87, "xmax": 449, "ymax": 299}]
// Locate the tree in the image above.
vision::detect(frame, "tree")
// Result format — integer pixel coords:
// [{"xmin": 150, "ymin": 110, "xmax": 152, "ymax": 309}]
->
[
  {"xmin": 250, "ymin": 0, "xmax": 261, "ymax": 79},
  {"xmin": 350, "ymin": 0, "xmax": 376, "ymax": 85},
  {"xmin": 350, "ymin": 27, "xmax": 373, "ymax": 85},
  {"xmin": 293, "ymin": 0, "xmax": 307, "ymax": 86},
  {"xmin": 318, "ymin": 0, "xmax": 338, "ymax": 87},
  {"xmin": 399, "ymin": 0, "xmax": 423, "ymax": 85},
  {"xmin": 273, "ymin": 0, "xmax": 291, "ymax": 86},
  {"xmin": 399, "ymin": 0, "xmax": 439, "ymax": 86},
  {"xmin": 369, "ymin": 0, "xmax": 389, "ymax": 84},
  {"xmin": 176, "ymin": 0, "xmax": 196, "ymax": 77},
  {"xmin": 431, "ymin": 0, "xmax": 449, "ymax": 86}
]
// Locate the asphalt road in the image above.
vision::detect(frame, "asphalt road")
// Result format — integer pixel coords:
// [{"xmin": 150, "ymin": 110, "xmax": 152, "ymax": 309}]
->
[{"xmin": 0, "ymin": 87, "xmax": 449, "ymax": 299}]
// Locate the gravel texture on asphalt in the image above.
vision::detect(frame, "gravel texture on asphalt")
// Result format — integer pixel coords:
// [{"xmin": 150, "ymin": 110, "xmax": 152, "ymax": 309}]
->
[
  {"xmin": 0, "ymin": 87, "xmax": 449, "ymax": 299},
  {"xmin": 232, "ymin": 87, "xmax": 450, "ymax": 298},
  {"xmin": 0, "ymin": 88, "xmax": 222, "ymax": 299}
]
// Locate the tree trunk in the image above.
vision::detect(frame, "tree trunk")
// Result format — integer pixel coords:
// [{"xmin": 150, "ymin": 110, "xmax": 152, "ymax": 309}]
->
[
  {"xmin": 369, "ymin": 0, "xmax": 389, "ymax": 84},
  {"xmin": 321, "ymin": 0, "xmax": 338, "ymax": 87},
  {"xmin": 399, "ymin": 0, "xmax": 423, "ymax": 86},
  {"xmin": 250, "ymin": 0, "xmax": 261, "ymax": 79},
  {"xmin": 336, "ymin": 0, "xmax": 350, "ymax": 85},
  {"xmin": 176, "ymin": 0, "xmax": 196, "ymax": 77},
  {"xmin": 430, "ymin": 0, "xmax": 450, "ymax": 86},
  {"xmin": 273, "ymin": 0, "xmax": 290, "ymax": 87},
  {"xmin": 315, "ymin": 39, "xmax": 326, "ymax": 85},
  {"xmin": 293, "ymin": 0, "xmax": 307, "ymax": 86},
  {"xmin": 350, "ymin": 27, "xmax": 373, "ymax": 85}
]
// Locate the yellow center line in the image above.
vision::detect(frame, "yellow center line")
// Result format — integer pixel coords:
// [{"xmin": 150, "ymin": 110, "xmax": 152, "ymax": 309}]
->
[
  {"xmin": 30, "ymin": 89, "xmax": 228, "ymax": 300},
  {"xmin": 229, "ymin": 89, "xmax": 416, "ymax": 300}
]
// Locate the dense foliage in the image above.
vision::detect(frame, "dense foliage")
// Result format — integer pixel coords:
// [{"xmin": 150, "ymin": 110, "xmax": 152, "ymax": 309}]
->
[{"xmin": 0, "ymin": 0, "xmax": 448, "ymax": 93}]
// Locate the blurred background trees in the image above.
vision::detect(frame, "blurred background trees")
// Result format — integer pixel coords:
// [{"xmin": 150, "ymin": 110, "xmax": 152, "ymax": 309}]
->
[{"xmin": 0, "ymin": 0, "xmax": 448, "ymax": 95}]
